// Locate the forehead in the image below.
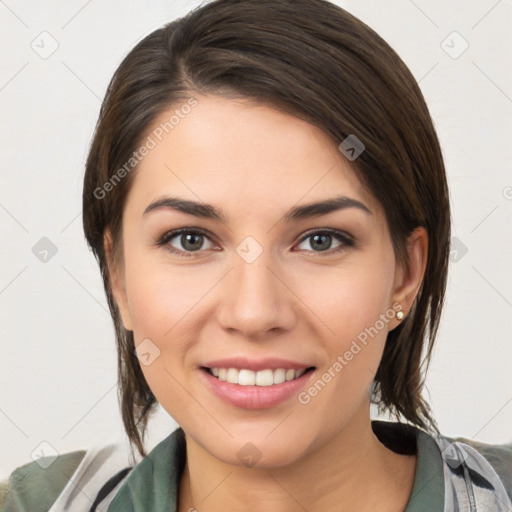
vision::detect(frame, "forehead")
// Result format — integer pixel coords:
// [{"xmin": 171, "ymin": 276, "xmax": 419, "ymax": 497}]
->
[{"xmin": 125, "ymin": 94, "xmax": 380, "ymax": 220}]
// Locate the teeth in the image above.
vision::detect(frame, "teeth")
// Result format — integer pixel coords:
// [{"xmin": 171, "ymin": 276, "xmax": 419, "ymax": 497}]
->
[
  {"xmin": 285, "ymin": 369, "xmax": 295, "ymax": 381},
  {"xmin": 239, "ymin": 369, "xmax": 256, "ymax": 385},
  {"xmin": 226, "ymin": 368, "xmax": 238, "ymax": 384},
  {"xmin": 274, "ymin": 368, "xmax": 286, "ymax": 384},
  {"xmin": 209, "ymin": 367, "xmax": 308, "ymax": 386}
]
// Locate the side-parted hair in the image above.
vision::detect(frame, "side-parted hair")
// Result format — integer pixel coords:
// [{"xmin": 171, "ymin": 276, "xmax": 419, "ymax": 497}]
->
[{"xmin": 83, "ymin": 0, "xmax": 450, "ymax": 459}]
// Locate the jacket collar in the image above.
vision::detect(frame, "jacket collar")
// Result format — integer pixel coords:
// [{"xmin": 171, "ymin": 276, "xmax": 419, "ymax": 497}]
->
[
  {"xmin": 107, "ymin": 427, "xmax": 186, "ymax": 511},
  {"xmin": 107, "ymin": 421, "xmax": 443, "ymax": 511}
]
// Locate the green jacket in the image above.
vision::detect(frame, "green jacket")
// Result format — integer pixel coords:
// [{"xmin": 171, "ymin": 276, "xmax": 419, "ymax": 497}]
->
[{"xmin": 1, "ymin": 420, "xmax": 511, "ymax": 511}]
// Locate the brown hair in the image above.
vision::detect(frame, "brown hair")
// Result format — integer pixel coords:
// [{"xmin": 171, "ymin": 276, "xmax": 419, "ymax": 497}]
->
[{"xmin": 83, "ymin": 0, "xmax": 449, "ymax": 459}]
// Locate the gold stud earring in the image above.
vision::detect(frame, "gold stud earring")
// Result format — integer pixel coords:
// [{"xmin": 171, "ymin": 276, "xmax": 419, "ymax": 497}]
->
[{"xmin": 396, "ymin": 310, "xmax": 405, "ymax": 321}]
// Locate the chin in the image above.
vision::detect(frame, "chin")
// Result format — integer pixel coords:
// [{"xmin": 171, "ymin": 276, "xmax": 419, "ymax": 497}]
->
[{"xmin": 199, "ymin": 428, "xmax": 313, "ymax": 469}]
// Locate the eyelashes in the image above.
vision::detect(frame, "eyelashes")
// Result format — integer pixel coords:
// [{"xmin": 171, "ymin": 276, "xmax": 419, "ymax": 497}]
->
[
  {"xmin": 157, "ymin": 229, "xmax": 216, "ymax": 258},
  {"xmin": 296, "ymin": 229, "xmax": 354, "ymax": 252},
  {"xmin": 156, "ymin": 227, "xmax": 354, "ymax": 258}
]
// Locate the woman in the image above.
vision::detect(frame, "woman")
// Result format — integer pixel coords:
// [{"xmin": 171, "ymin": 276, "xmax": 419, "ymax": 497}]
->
[{"xmin": 1, "ymin": 0, "xmax": 511, "ymax": 510}]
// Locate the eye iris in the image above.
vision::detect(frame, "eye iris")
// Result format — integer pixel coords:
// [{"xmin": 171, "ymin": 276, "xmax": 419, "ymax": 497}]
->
[
  {"xmin": 311, "ymin": 234, "xmax": 331, "ymax": 251},
  {"xmin": 182, "ymin": 233, "xmax": 203, "ymax": 251}
]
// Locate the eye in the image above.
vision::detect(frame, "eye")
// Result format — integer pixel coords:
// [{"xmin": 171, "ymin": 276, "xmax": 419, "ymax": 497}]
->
[
  {"xmin": 157, "ymin": 229, "xmax": 216, "ymax": 257},
  {"xmin": 295, "ymin": 229, "xmax": 353, "ymax": 254},
  {"xmin": 157, "ymin": 227, "xmax": 354, "ymax": 258}
]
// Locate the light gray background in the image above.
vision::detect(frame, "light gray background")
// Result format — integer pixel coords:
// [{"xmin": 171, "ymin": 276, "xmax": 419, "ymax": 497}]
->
[{"xmin": 1, "ymin": 0, "xmax": 511, "ymax": 479}]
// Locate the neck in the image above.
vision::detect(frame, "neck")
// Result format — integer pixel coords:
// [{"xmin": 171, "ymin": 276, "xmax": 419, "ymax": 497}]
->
[{"xmin": 178, "ymin": 403, "xmax": 417, "ymax": 512}]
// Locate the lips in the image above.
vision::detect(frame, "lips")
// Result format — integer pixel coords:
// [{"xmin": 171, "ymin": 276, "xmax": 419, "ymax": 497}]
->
[
  {"xmin": 197, "ymin": 356, "xmax": 317, "ymax": 409},
  {"xmin": 199, "ymin": 365, "xmax": 316, "ymax": 409},
  {"xmin": 201, "ymin": 356, "xmax": 313, "ymax": 372}
]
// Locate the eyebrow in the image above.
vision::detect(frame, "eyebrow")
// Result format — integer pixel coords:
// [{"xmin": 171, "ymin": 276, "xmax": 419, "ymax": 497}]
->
[{"xmin": 143, "ymin": 195, "xmax": 372, "ymax": 223}]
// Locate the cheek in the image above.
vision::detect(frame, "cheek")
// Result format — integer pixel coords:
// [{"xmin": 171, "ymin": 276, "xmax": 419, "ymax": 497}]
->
[
  {"xmin": 291, "ymin": 257, "xmax": 395, "ymax": 401},
  {"xmin": 120, "ymin": 245, "xmax": 203, "ymax": 383},
  {"xmin": 290, "ymin": 256, "xmax": 395, "ymax": 342},
  {"xmin": 123, "ymin": 257, "xmax": 205, "ymax": 414},
  {"xmin": 124, "ymin": 248, "xmax": 208, "ymax": 339}
]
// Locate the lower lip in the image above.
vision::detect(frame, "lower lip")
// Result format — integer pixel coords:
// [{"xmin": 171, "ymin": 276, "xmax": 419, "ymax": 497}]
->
[{"xmin": 199, "ymin": 367, "xmax": 315, "ymax": 409}]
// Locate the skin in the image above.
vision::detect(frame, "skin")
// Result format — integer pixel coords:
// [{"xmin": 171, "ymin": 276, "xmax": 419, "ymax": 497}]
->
[{"xmin": 105, "ymin": 94, "xmax": 428, "ymax": 512}]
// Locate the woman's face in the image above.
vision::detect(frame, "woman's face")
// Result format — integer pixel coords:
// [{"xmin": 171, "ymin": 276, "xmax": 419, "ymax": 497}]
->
[{"xmin": 108, "ymin": 94, "xmax": 420, "ymax": 467}]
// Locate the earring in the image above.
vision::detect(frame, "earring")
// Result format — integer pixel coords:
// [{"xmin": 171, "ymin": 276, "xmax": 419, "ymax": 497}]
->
[{"xmin": 396, "ymin": 310, "xmax": 405, "ymax": 321}]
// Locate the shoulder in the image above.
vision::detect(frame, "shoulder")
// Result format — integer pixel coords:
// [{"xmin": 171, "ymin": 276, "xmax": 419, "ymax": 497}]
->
[
  {"xmin": 451, "ymin": 435, "xmax": 512, "ymax": 502},
  {"xmin": 0, "ymin": 441, "xmax": 133, "ymax": 512},
  {"xmin": 0, "ymin": 449, "xmax": 86, "ymax": 511}
]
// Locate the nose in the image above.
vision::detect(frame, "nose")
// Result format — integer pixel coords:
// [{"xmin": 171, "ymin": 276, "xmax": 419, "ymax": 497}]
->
[{"xmin": 216, "ymin": 249, "xmax": 296, "ymax": 340}]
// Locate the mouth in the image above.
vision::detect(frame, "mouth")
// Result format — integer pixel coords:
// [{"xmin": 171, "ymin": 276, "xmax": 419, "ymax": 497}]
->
[{"xmin": 201, "ymin": 366, "xmax": 316, "ymax": 386}]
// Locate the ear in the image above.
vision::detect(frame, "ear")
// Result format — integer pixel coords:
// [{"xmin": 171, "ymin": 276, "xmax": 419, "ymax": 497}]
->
[
  {"xmin": 391, "ymin": 226, "xmax": 428, "ymax": 326},
  {"xmin": 103, "ymin": 229, "xmax": 133, "ymax": 331}
]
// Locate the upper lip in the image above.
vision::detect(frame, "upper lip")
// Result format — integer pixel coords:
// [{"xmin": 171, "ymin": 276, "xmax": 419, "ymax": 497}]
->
[{"xmin": 201, "ymin": 357, "xmax": 314, "ymax": 372}]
